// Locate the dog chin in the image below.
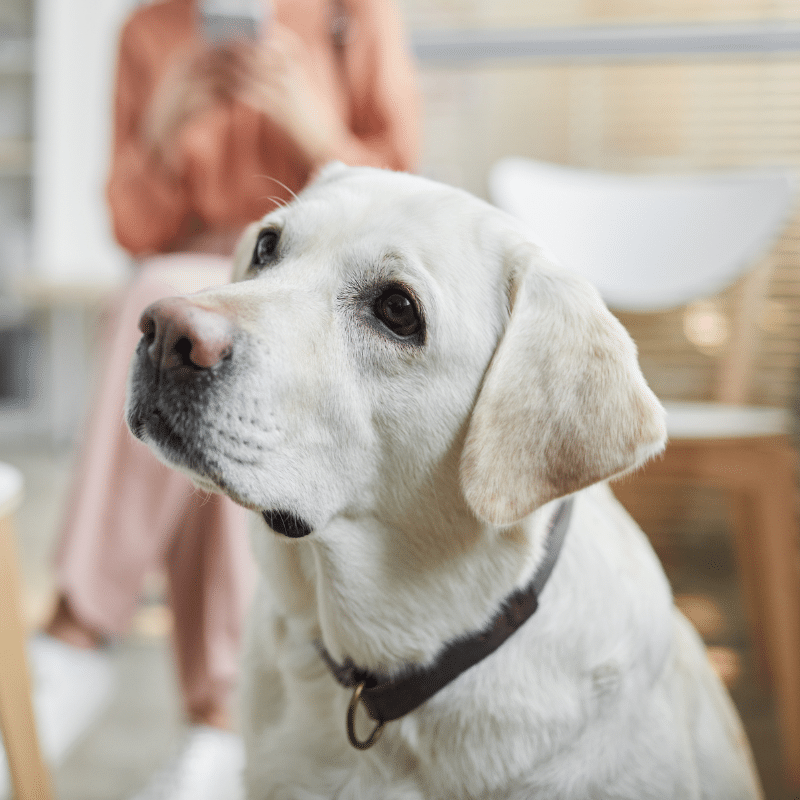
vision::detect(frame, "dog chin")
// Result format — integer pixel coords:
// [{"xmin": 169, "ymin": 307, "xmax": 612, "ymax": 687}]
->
[
  {"xmin": 130, "ymin": 408, "xmax": 314, "ymax": 537},
  {"xmin": 149, "ymin": 437, "xmax": 314, "ymax": 538}
]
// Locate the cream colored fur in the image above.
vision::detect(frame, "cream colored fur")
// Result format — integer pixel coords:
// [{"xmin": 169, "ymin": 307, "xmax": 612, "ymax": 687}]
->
[{"xmin": 127, "ymin": 164, "xmax": 762, "ymax": 799}]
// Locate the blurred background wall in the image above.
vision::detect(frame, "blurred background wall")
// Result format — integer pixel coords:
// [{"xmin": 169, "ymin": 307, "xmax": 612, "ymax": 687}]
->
[
  {"xmin": 0, "ymin": 0, "xmax": 36, "ymax": 439},
  {"xmin": 2, "ymin": 0, "xmax": 800, "ymax": 457}
]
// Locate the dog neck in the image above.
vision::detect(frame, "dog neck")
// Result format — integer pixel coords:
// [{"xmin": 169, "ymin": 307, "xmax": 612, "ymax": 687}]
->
[
  {"xmin": 317, "ymin": 499, "xmax": 573, "ymax": 741},
  {"xmin": 303, "ymin": 495, "xmax": 572, "ymax": 675}
]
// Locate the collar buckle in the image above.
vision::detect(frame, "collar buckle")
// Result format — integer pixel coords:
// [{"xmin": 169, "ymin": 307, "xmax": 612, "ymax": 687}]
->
[{"xmin": 347, "ymin": 682, "xmax": 385, "ymax": 750}]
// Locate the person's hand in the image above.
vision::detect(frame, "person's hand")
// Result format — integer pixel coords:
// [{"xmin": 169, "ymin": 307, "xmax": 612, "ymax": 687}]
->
[
  {"xmin": 144, "ymin": 43, "xmax": 251, "ymax": 171},
  {"xmin": 233, "ymin": 24, "xmax": 351, "ymax": 169}
]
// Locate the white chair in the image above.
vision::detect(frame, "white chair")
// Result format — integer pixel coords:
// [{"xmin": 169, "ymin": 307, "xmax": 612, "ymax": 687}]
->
[
  {"xmin": 490, "ymin": 157, "xmax": 800, "ymax": 781},
  {"xmin": 0, "ymin": 463, "xmax": 53, "ymax": 800}
]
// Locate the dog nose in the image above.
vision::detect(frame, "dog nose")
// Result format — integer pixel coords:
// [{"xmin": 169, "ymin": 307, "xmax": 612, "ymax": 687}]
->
[{"xmin": 139, "ymin": 297, "xmax": 235, "ymax": 374}]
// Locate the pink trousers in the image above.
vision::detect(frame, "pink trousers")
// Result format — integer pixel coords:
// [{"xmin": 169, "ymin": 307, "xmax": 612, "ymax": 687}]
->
[{"xmin": 55, "ymin": 255, "xmax": 255, "ymax": 719}]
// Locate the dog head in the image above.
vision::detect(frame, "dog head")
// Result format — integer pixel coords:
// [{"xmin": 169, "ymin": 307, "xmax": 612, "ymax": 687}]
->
[{"xmin": 126, "ymin": 164, "xmax": 665, "ymax": 539}]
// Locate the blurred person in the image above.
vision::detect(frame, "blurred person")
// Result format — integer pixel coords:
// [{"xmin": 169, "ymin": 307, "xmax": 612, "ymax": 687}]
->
[{"xmin": 3, "ymin": 1, "xmax": 419, "ymax": 798}]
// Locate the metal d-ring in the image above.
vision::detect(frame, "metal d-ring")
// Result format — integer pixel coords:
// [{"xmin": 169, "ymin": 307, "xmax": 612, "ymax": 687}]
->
[{"xmin": 346, "ymin": 682, "xmax": 385, "ymax": 750}]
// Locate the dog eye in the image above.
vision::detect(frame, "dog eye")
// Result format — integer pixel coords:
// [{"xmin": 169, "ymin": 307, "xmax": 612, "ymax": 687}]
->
[
  {"xmin": 252, "ymin": 229, "xmax": 280, "ymax": 269},
  {"xmin": 374, "ymin": 287, "xmax": 421, "ymax": 338}
]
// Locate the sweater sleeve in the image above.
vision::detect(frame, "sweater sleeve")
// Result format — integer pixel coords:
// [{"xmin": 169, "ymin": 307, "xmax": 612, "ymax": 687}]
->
[
  {"xmin": 328, "ymin": 0, "xmax": 421, "ymax": 172},
  {"xmin": 106, "ymin": 18, "xmax": 192, "ymax": 256}
]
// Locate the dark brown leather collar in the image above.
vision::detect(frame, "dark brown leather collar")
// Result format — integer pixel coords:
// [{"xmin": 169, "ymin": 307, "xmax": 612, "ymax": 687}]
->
[{"xmin": 317, "ymin": 498, "xmax": 574, "ymax": 748}]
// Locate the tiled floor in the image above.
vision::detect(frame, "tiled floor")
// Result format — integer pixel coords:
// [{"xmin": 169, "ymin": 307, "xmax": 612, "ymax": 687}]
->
[{"xmin": 3, "ymin": 441, "xmax": 800, "ymax": 798}]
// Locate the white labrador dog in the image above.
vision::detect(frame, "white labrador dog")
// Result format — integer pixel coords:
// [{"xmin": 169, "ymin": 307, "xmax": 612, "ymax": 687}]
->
[{"xmin": 126, "ymin": 164, "xmax": 762, "ymax": 799}]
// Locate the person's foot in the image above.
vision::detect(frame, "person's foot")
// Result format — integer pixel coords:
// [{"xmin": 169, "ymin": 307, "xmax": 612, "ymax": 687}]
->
[
  {"xmin": 0, "ymin": 633, "xmax": 115, "ymax": 798},
  {"xmin": 129, "ymin": 725, "xmax": 245, "ymax": 800}
]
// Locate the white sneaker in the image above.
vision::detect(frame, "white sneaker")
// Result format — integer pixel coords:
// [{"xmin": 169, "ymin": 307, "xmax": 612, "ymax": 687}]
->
[
  {"xmin": 0, "ymin": 633, "xmax": 115, "ymax": 798},
  {"xmin": 129, "ymin": 725, "xmax": 245, "ymax": 800}
]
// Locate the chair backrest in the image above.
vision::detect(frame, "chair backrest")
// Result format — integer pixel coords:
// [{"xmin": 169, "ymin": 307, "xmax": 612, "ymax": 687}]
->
[{"xmin": 489, "ymin": 157, "xmax": 796, "ymax": 313}]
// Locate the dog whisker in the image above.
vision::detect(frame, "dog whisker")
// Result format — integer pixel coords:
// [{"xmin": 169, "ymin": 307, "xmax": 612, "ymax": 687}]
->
[
  {"xmin": 254, "ymin": 174, "xmax": 300, "ymax": 203},
  {"xmin": 257, "ymin": 195, "xmax": 291, "ymax": 210}
]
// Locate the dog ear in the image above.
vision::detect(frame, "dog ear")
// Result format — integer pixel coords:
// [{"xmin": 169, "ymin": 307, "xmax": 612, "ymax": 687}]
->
[{"xmin": 460, "ymin": 244, "xmax": 666, "ymax": 526}]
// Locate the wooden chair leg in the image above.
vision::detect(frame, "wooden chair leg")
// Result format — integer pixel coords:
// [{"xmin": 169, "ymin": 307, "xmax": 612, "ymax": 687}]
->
[
  {"xmin": 727, "ymin": 490, "xmax": 772, "ymax": 686},
  {"xmin": 742, "ymin": 446, "xmax": 800, "ymax": 783},
  {"xmin": 622, "ymin": 437, "xmax": 800, "ymax": 782},
  {"xmin": 0, "ymin": 514, "xmax": 53, "ymax": 800}
]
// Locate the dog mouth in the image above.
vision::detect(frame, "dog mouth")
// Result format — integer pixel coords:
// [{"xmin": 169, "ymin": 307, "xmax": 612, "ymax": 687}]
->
[
  {"xmin": 131, "ymin": 406, "xmax": 225, "ymax": 485},
  {"xmin": 128, "ymin": 337, "xmax": 316, "ymax": 538},
  {"xmin": 131, "ymin": 406, "xmax": 314, "ymax": 538}
]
